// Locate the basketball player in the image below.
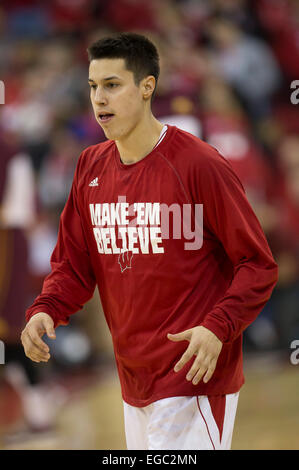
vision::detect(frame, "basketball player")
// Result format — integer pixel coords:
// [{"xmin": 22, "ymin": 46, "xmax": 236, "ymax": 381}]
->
[{"xmin": 21, "ymin": 33, "xmax": 278, "ymax": 450}]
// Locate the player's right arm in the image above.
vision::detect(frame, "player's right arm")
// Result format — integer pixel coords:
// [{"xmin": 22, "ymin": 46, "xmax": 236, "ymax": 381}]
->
[
  {"xmin": 21, "ymin": 312, "xmax": 56, "ymax": 362},
  {"xmin": 22, "ymin": 152, "xmax": 97, "ymax": 361}
]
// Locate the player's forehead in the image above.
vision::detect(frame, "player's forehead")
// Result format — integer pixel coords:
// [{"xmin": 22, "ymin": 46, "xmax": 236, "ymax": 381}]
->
[{"xmin": 88, "ymin": 58, "xmax": 133, "ymax": 82}]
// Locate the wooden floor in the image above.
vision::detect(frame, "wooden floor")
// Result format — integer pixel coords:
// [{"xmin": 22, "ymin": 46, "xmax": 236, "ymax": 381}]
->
[{"xmin": 1, "ymin": 354, "xmax": 298, "ymax": 450}]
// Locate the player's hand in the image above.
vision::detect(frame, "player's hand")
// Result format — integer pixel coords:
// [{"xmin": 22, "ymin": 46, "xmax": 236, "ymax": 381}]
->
[
  {"xmin": 167, "ymin": 326, "xmax": 223, "ymax": 385},
  {"xmin": 21, "ymin": 312, "xmax": 56, "ymax": 363}
]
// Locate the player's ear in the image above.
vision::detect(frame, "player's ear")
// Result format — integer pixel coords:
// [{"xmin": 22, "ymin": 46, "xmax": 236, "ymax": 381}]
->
[{"xmin": 142, "ymin": 76, "xmax": 156, "ymax": 101}]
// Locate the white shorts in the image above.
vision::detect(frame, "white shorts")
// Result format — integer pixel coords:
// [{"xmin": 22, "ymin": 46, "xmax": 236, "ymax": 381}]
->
[{"xmin": 123, "ymin": 392, "xmax": 239, "ymax": 450}]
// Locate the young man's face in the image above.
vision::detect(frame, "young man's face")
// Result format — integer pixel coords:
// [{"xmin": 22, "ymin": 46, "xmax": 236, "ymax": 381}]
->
[{"xmin": 88, "ymin": 58, "xmax": 151, "ymax": 141}]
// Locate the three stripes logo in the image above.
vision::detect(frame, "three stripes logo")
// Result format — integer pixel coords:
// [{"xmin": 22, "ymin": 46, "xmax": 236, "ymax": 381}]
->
[{"xmin": 89, "ymin": 177, "xmax": 99, "ymax": 187}]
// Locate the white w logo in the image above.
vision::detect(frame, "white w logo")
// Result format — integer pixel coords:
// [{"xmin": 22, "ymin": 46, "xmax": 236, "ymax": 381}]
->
[{"xmin": 118, "ymin": 250, "xmax": 134, "ymax": 273}]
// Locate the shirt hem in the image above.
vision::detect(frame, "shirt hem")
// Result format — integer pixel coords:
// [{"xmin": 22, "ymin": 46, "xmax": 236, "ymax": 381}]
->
[{"xmin": 121, "ymin": 379, "xmax": 245, "ymax": 408}]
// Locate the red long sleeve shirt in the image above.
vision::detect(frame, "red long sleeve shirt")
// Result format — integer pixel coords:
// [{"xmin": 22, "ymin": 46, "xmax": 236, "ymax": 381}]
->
[{"xmin": 26, "ymin": 125, "xmax": 278, "ymax": 406}]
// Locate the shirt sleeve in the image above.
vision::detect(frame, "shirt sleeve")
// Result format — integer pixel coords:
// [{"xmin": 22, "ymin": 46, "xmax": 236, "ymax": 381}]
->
[
  {"xmin": 195, "ymin": 147, "xmax": 278, "ymax": 344},
  {"xmin": 25, "ymin": 153, "xmax": 96, "ymax": 328}
]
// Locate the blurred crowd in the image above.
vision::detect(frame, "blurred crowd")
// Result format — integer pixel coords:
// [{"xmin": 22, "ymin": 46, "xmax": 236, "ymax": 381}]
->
[{"xmin": 0, "ymin": 0, "xmax": 298, "ymax": 434}]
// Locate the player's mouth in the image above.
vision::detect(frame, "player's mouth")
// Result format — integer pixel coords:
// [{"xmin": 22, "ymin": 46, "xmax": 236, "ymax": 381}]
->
[{"xmin": 98, "ymin": 112, "xmax": 115, "ymax": 123}]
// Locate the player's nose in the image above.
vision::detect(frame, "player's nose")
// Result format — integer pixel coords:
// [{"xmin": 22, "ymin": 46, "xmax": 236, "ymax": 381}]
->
[{"xmin": 94, "ymin": 87, "xmax": 108, "ymax": 105}]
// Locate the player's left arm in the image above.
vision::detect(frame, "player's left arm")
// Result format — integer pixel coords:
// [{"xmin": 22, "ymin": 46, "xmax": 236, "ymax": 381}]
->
[{"xmin": 167, "ymin": 147, "xmax": 278, "ymax": 385}]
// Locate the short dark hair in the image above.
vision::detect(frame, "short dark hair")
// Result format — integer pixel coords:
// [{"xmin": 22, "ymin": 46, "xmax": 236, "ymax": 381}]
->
[{"xmin": 87, "ymin": 32, "xmax": 160, "ymax": 102}]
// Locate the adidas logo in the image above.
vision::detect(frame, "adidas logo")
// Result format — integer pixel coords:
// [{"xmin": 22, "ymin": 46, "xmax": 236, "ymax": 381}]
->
[{"xmin": 89, "ymin": 177, "xmax": 99, "ymax": 187}]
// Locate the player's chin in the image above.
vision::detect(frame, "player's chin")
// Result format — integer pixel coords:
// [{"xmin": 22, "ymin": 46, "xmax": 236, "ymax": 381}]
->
[
  {"xmin": 100, "ymin": 123, "xmax": 122, "ymax": 141},
  {"xmin": 97, "ymin": 118, "xmax": 114, "ymax": 135}
]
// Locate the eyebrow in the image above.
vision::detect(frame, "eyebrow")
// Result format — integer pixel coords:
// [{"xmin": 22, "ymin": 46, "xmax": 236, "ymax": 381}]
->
[{"xmin": 88, "ymin": 76, "xmax": 122, "ymax": 83}]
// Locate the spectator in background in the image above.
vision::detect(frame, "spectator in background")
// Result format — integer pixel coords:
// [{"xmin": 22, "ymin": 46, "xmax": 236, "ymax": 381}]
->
[
  {"xmin": 0, "ymin": 134, "xmax": 35, "ymax": 345},
  {"xmin": 49, "ymin": 0, "xmax": 95, "ymax": 34},
  {"xmin": 204, "ymin": 15, "xmax": 281, "ymax": 119},
  {"xmin": 38, "ymin": 127, "xmax": 84, "ymax": 212},
  {"xmin": 152, "ymin": 32, "xmax": 207, "ymax": 136},
  {"xmin": 0, "ymin": 128, "xmax": 67, "ymax": 433},
  {"xmin": 1, "ymin": 65, "xmax": 53, "ymax": 173},
  {"xmin": 0, "ymin": 132, "xmax": 46, "ymax": 431},
  {"xmin": 103, "ymin": 0, "xmax": 160, "ymax": 33},
  {"xmin": 1, "ymin": 0, "xmax": 51, "ymax": 40},
  {"xmin": 198, "ymin": 76, "xmax": 276, "ymax": 212},
  {"xmin": 255, "ymin": 0, "xmax": 299, "ymax": 81}
]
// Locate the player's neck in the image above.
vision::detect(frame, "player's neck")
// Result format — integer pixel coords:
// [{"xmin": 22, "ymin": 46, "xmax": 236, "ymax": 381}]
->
[{"xmin": 115, "ymin": 114, "xmax": 164, "ymax": 165}]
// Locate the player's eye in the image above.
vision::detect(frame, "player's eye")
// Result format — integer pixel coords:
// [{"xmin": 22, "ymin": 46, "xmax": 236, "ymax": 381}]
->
[{"xmin": 106, "ymin": 83, "xmax": 119, "ymax": 88}]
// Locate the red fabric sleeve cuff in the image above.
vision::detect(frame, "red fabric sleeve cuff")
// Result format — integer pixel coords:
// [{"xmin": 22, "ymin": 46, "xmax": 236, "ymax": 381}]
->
[{"xmin": 200, "ymin": 308, "xmax": 232, "ymax": 344}]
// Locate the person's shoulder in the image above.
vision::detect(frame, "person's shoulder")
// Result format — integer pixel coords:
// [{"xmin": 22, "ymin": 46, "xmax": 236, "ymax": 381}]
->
[
  {"xmin": 73, "ymin": 139, "xmax": 114, "ymax": 186},
  {"xmin": 78, "ymin": 139, "xmax": 114, "ymax": 168},
  {"xmin": 166, "ymin": 125, "xmax": 227, "ymax": 170},
  {"xmin": 166, "ymin": 126, "xmax": 245, "ymax": 197}
]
